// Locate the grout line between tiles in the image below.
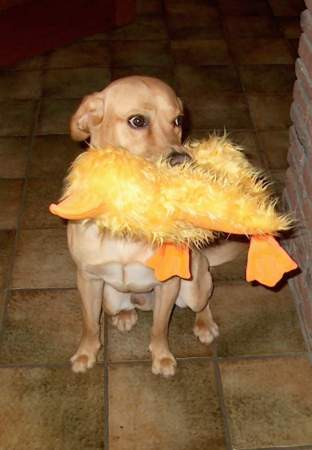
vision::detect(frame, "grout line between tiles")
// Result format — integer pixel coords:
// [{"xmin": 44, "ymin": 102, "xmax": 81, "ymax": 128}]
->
[
  {"xmin": 0, "ymin": 361, "xmax": 105, "ymax": 370},
  {"xmin": 245, "ymin": 446, "xmax": 312, "ymax": 450},
  {"xmin": 103, "ymin": 312, "xmax": 110, "ymax": 450},
  {"xmin": 72, "ymin": 350, "xmax": 311, "ymax": 368},
  {"xmin": 213, "ymin": 358, "xmax": 233, "ymax": 450},
  {"xmin": 217, "ymin": 351, "xmax": 308, "ymax": 362},
  {"xmin": 0, "ymin": 361, "xmax": 71, "ymax": 369},
  {"xmin": 0, "ymin": 352, "xmax": 308, "ymax": 369},
  {"xmin": 107, "ymin": 354, "xmax": 215, "ymax": 366}
]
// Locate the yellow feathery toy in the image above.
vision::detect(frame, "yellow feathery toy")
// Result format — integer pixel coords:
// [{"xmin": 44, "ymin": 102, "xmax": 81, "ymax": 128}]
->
[{"xmin": 50, "ymin": 135, "xmax": 297, "ymax": 287}]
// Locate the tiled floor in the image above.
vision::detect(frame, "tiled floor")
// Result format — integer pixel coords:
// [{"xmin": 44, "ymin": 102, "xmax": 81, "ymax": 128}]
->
[{"xmin": 0, "ymin": 0, "xmax": 311, "ymax": 449}]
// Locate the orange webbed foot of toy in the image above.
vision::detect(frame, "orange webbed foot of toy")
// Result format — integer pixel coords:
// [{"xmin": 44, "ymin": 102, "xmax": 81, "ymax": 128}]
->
[
  {"xmin": 147, "ymin": 243, "xmax": 191, "ymax": 281},
  {"xmin": 246, "ymin": 235, "xmax": 298, "ymax": 287}
]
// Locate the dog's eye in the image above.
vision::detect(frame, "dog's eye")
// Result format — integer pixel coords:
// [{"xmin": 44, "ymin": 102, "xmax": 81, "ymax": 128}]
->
[
  {"xmin": 128, "ymin": 114, "xmax": 149, "ymax": 129},
  {"xmin": 173, "ymin": 115, "xmax": 183, "ymax": 127}
]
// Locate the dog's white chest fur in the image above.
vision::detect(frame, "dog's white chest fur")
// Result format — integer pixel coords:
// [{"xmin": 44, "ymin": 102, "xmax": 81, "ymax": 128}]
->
[
  {"xmin": 84, "ymin": 262, "xmax": 157, "ymax": 292},
  {"xmin": 67, "ymin": 221, "xmax": 158, "ymax": 292}
]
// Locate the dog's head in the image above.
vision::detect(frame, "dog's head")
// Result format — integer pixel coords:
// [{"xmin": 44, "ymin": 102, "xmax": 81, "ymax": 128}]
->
[{"xmin": 70, "ymin": 76, "xmax": 186, "ymax": 162}]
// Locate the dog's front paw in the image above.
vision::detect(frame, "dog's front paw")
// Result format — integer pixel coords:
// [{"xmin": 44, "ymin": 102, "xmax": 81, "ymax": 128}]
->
[
  {"xmin": 152, "ymin": 356, "xmax": 177, "ymax": 377},
  {"xmin": 193, "ymin": 319, "xmax": 219, "ymax": 345},
  {"xmin": 70, "ymin": 338, "xmax": 101, "ymax": 373},
  {"xmin": 112, "ymin": 309, "xmax": 138, "ymax": 332},
  {"xmin": 149, "ymin": 345, "xmax": 177, "ymax": 377}
]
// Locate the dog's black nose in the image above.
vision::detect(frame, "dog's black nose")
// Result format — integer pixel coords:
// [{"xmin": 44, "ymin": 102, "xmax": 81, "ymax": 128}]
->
[{"xmin": 167, "ymin": 150, "xmax": 192, "ymax": 167}]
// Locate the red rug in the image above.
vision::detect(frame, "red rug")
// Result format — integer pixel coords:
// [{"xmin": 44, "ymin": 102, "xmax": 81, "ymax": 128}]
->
[{"xmin": 0, "ymin": 0, "xmax": 136, "ymax": 67}]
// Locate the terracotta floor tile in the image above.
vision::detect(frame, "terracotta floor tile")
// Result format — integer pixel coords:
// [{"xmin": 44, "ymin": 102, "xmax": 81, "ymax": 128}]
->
[
  {"xmin": 29, "ymin": 135, "xmax": 82, "ymax": 178},
  {"xmin": 111, "ymin": 41, "xmax": 173, "ymax": 67},
  {"xmin": 0, "ymin": 100, "xmax": 36, "ymax": 137},
  {"xmin": 167, "ymin": 14, "xmax": 223, "ymax": 39},
  {"xmin": 213, "ymin": 284, "xmax": 305, "ymax": 357},
  {"xmin": 109, "ymin": 16, "xmax": 168, "ymax": 40},
  {"xmin": 111, "ymin": 66, "xmax": 175, "ymax": 87},
  {"xmin": 288, "ymin": 38, "xmax": 300, "ymax": 58},
  {"xmin": 0, "ymin": 289, "xmax": 74, "ymax": 363},
  {"xmin": 171, "ymin": 39, "xmax": 232, "ymax": 65},
  {"xmin": 12, "ymin": 54, "xmax": 46, "ymax": 70},
  {"xmin": 190, "ymin": 129, "xmax": 225, "ymax": 139},
  {"xmin": 258, "ymin": 129, "xmax": 289, "ymax": 169},
  {"xmin": 239, "ymin": 65, "xmax": 295, "ymax": 93},
  {"xmin": 137, "ymin": 0, "xmax": 163, "ymax": 15},
  {"xmin": 175, "ymin": 65, "xmax": 241, "ymax": 97},
  {"xmin": 230, "ymin": 38, "xmax": 293, "ymax": 64},
  {"xmin": 83, "ymin": 32, "xmax": 109, "ymax": 41},
  {"xmin": 165, "ymin": 0, "xmax": 218, "ymax": 17},
  {"xmin": 268, "ymin": 0, "xmax": 305, "ymax": 16},
  {"xmin": 0, "ymin": 288, "xmax": 104, "ymax": 365},
  {"xmin": 278, "ymin": 17, "xmax": 301, "ymax": 38},
  {"xmin": 224, "ymin": 16, "xmax": 281, "ymax": 37},
  {"xmin": 270, "ymin": 169, "xmax": 287, "ymax": 198},
  {"xmin": 0, "ymin": 289, "xmax": 6, "ymax": 322},
  {"xmin": 186, "ymin": 94, "xmax": 252, "ymax": 129},
  {"xmin": 218, "ymin": 0, "xmax": 272, "ymax": 15},
  {"xmin": 0, "ymin": 137, "xmax": 28, "ymax": 178},
  {"xmin": 109, "ymin": 360, "xmax": 226, "ymax": 450},
  {"xmin": 220, "ymin": 356, "xmax": 312, "ymax": 447},
  {"xmin": 47, "ymin": 41, "xmax": 110, "ymax": 68},
  {"xmin": 0, "ymin": 70, "xmax": 41, "ymax": 99},
  {"xmin": 248, "ymin": 94, "xmax": 292, "ymax": 129},
  {"xmin": 20, "ymin": 177, "xmax": 65, "ymax": 229},
  {"xmin": 42, "ymin": 68, "xmax": 111, "ymax": 98},
  {"xmin": 0, "ymin": 366, "xmax": 104, "ymax": 450},
  {"xmin": 37, "ymin": 98, "xmax": 80, "ymax": 135},
  {"xmin": 12, "ymin": 229, "xmax": 75, "ymax": 289},
  {"xmin": 211, "ymin": 243, "xmax": 248, "ymax": 282},
  {"xmin": 228, "ymin": 130, "xmax": 263, "ymax": 166},
  {"xmin": 0, "ymin": 179, "xmax": 23, "ymax": 230},
  {"xmin": 108, "ymin": 307, "xmax": 214, "ymax": 362},
  {"xmin": 0, "ymin": 230, "xmax": 15, "ymax": 290}
]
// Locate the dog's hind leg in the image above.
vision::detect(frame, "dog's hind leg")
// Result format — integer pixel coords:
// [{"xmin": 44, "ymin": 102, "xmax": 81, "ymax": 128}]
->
[
  {"xmin": 104, "ymin": 284, "xmax": 138, "ymax": 332},
  {"xmin": 111, "ymin": 309, "xmax": 138, "ymax": 332},
  {"xmin": 178, "ymin": 251, "xmax": 213, "ymax": 312},
  {"xmin": 71, "ymin": 270, "xmax": 104, "ymax": 373},
  {"xmin": 193, "ymin": 303, "xmax": 219, "ymax": 345}
]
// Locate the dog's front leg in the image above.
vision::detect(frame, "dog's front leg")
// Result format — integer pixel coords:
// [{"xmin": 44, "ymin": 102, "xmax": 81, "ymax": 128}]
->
[
  {"xmin": 71, "ymin": 269, "xmax": 104, "ymax": 373},
  {"xmin": 149, "ymin": 277, "xmax": 180, "ymax": 377}
]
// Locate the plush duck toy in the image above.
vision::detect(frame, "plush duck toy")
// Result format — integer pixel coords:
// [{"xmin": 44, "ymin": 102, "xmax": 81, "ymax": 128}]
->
[{"xmin": 50, "ymin": 135, "xmax": 297, "ymax": 287}]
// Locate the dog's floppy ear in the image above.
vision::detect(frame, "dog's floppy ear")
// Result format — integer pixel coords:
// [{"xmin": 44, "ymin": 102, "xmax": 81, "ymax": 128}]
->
[
  {"xmin": 70, "ymin": 93, "xmax": 105, "ymax": 141},
  {"xmin": 177, "ymin": 97, "xmax": 183, "ymax": 111}
]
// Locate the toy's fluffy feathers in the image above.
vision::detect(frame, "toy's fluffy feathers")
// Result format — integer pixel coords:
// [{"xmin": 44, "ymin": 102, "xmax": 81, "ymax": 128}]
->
[{"xmin": 50, "ymin": 136, "xmax": 291, "ymax": 246}]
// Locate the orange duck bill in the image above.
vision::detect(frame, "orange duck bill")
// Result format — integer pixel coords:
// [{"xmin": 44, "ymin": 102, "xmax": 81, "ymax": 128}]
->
[{"xmin": 49, "ymin": 195, "xmax": 104, "ymax": 221}]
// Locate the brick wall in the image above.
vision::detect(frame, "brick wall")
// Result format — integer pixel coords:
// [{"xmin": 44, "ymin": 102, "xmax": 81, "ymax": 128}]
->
[{"xmin": 284, "ymin": 1, "xmax": 312, "ymax": 352}]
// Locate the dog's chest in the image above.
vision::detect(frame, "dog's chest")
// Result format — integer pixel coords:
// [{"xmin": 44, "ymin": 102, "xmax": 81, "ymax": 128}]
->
[
  {"xmin": 85, "ymin": 261, "xmax": 157, "ymax": 292},
  {"xmin": 67, "ymin": 222, "xmax": 158, "ymax": 292}
]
